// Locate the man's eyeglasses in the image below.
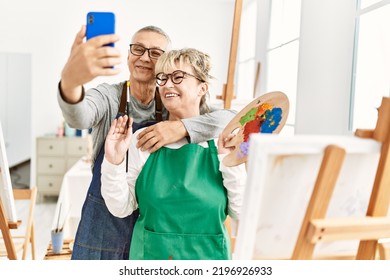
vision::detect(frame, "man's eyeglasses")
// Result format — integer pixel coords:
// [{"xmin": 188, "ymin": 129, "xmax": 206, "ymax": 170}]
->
[
  {"xmin": 156, "ymin": 70, "xmax": 204, "ymax": 86},
  {"xmin": 129, "ymin": 44, "xmax": 165, "ymax": 60}
]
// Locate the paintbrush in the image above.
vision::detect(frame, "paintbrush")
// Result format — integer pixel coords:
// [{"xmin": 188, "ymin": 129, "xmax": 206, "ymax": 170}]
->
[
  {"xmin": 126, "ymin": 80, "xmax": 130, "ymax": 172},
  {"xmin": 55, "ymin": 203, "xmax": 62, "ymax": 233},
  {"xmin": 58, "ymin": 205, "xmax": 71, "ymax": 232}
]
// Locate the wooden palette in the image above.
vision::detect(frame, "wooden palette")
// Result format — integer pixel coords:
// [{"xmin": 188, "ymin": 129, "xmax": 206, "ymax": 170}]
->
[{"xmin": 221, "ymin": 91, "xmax": 289, "ymax": 167}]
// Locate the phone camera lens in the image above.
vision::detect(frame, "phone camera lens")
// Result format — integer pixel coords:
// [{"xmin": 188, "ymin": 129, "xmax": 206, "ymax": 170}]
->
[{"xmin": 88, "ymin": 15, "xmax": 94, "ymax": 24}]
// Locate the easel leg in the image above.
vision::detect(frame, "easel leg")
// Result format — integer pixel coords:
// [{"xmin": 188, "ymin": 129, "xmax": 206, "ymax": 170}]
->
[{"xmin": 0, "ymin": 200, "xmax": 17, "ymax": 259}]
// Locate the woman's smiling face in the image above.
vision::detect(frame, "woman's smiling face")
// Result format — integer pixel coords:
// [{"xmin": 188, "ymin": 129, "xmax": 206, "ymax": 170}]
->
[{"xmin": 158, "ymin": 63, "xmax": 207, "ymax": 120}]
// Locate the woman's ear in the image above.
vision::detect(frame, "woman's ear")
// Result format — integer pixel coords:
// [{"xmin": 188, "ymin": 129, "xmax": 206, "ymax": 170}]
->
[{"xmin": 198, "ymin": 82, "xmax": 208, "ymax": 96}]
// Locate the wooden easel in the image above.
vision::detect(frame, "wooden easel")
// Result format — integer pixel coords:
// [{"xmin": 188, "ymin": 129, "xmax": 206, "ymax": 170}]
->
[
  {"xmin": 217, "ymin": 0, "xmax": 242, "ymax": 108},
  {"xmin": 356, "ymin": 96, "xmax": 390, "ymax": 259},
  {"xmin": 292, "ymin": 96, "xmax": 390, "ymax": 260},
  {"xmin": 0, "ymin": 198, "xmax": 17, "ymax": 259},
  {"xmin": 0, "ymin": 186, "xmax": 37, "ymax": 260},
  {"xmin": 0, "ymin": 120, "xmax": 22, "ymax": 260}
]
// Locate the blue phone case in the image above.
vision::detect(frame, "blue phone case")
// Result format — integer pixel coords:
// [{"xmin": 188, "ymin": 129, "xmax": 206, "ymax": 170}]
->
[{"xmin": 86, "ymin": 12, "xmax": 115, "ymax": 47}]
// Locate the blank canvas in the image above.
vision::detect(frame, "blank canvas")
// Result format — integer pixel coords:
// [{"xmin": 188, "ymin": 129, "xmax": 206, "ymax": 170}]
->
[
  {"xmin": 234, "ymin": 133, "xmax": 381, "ymax": 259},
  {"xmin": 0, "ymin": 121, "xmax": 17, "ymax": 223}
]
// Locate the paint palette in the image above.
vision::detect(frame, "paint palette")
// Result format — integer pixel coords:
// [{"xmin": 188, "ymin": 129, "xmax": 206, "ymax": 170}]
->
[{"xmin": 221, "ymin": 91, "xmax": 289, "ymax": 167}]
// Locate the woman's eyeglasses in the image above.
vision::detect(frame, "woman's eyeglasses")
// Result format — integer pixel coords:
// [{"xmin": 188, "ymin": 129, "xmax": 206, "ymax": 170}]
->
[
  {"xmin": 129, "ymin": 44, "xmax": 164, "ymax": 60},
  {"xmin": 156, "ymin": 70, "xmax": 204, "ymax": 86}
]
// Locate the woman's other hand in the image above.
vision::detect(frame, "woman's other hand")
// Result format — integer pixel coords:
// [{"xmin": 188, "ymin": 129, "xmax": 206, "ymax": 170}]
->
[{"xmin": 217, "ymin": 133, "xmax": 235, "ymax": 155}]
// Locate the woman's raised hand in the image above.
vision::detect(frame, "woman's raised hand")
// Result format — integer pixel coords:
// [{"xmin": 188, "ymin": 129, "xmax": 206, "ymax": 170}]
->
[{"xmin": 104, "ymin": 116, "xmax": 133, "ymax": 165}]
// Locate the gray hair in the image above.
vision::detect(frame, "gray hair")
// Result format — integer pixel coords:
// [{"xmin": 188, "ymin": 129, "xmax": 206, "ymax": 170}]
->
[{"xmin": 132, "ymin": 25, "xmax": 172, "ymax": 48}]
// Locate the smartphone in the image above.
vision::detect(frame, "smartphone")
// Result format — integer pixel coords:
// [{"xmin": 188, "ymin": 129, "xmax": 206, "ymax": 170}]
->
[{"xmin": 86, "ymin": 12, "xmax": 115, "ymax": 47}]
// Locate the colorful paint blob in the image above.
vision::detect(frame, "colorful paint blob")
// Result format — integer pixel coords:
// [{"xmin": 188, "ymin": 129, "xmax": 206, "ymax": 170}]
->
[{"xmin": 238, "ymin": 102, "xmax": 283, "ymax": 157}]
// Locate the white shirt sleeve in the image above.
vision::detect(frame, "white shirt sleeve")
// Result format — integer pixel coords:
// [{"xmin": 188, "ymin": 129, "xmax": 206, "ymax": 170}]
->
[
  {"xmin": 217, "ymin": 151, "xmax": 247, "ymax": 222},
  {"xmin": 101, "ymin": 129, "xmax": 150, "ymax": 218}
]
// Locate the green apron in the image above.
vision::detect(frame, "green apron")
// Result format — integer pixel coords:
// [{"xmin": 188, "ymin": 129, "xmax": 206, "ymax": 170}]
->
[{"xmin": 130, "ymin": 140, "xmax": 231, "ymax": 260}]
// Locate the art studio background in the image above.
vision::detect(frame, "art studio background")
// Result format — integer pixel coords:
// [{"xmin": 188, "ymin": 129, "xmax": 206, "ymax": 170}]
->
[{"xmin": 0, "ymin": 0, "xmax": 389, "ymax": 260}]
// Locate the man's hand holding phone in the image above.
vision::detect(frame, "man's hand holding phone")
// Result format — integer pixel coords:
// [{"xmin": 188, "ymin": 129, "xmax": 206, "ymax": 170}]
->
[
  {"xmin": 60, "ymin": 12, "xmax": 120, "ymax": 103},
  {"xmin": 86, "ymin": 12, "xmax": 116, "ymax": 47}
]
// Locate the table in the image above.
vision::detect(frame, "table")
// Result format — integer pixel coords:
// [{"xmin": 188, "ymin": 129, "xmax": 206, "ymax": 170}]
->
[{"xmin": 51, "ymin": 157, "xmax": 92, "ymax": 240}]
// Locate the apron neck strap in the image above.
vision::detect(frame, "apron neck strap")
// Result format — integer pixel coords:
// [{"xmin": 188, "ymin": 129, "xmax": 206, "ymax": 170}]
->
[
  {"xmin": 207, "ymin": 139, "xmax": 216, "ymax": 148},
  {"xmin": 155, "ymin": 88, "xmax": 163, "ymax": 122},
  {"xmin": 118, "ymin": 81, "xmax": 163, "ymax": 123}
]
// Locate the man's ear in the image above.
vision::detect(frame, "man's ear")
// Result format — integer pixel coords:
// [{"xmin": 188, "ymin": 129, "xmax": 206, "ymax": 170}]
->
[{"xmin": 199, "ymin": 82, "xmax": 208, "ymax": 96}]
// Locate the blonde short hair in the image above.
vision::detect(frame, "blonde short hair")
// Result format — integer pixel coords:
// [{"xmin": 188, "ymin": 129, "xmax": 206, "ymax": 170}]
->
[{"xmin": 155, "ymin": 48, "xmax": 213, "ymax": 113}]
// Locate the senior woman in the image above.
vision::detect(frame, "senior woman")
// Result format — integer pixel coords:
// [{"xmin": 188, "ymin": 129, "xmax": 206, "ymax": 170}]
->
[{"xmin": 101, "ymin": 48, "xmax": 246, "ymax": 260}]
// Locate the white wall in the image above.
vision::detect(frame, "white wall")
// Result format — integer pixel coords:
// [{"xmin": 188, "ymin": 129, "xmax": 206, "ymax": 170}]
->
[
  {"xmin": 0, "ymin": 0, "xmax": 362, "ymax": 182},
  {"xmin": 295, "ymin": 0, "xmax": 357, "ymax": 135},
  {"xmin": 0, "ymin": 0, "xmax": 235, "ymax": 184},
  {"xmin": 254, "ymin": 0, "xmax": 357, "ymax": 135},
  {"xmin": 0, "ymin": 53, "xmax": 31, "ymax": 167},
  {"xmin": 0, "ymin": 0, "xmax": 234, "ymax": 137}
]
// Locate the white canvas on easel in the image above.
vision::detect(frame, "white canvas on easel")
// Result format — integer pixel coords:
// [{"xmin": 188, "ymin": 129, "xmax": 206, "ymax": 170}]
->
[
  {"xmin": 234, "ymin": 133, "xmax": 382, "ymax": 259},
  {"xmin": 0, "ymin": 120, "xmax": 17, "ymax": 223}
]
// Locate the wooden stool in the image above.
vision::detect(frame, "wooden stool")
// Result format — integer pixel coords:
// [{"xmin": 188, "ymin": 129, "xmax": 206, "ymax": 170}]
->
[{"xmin": 44, "ymin": 239, "xmax": 73, "ymax": 260}]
